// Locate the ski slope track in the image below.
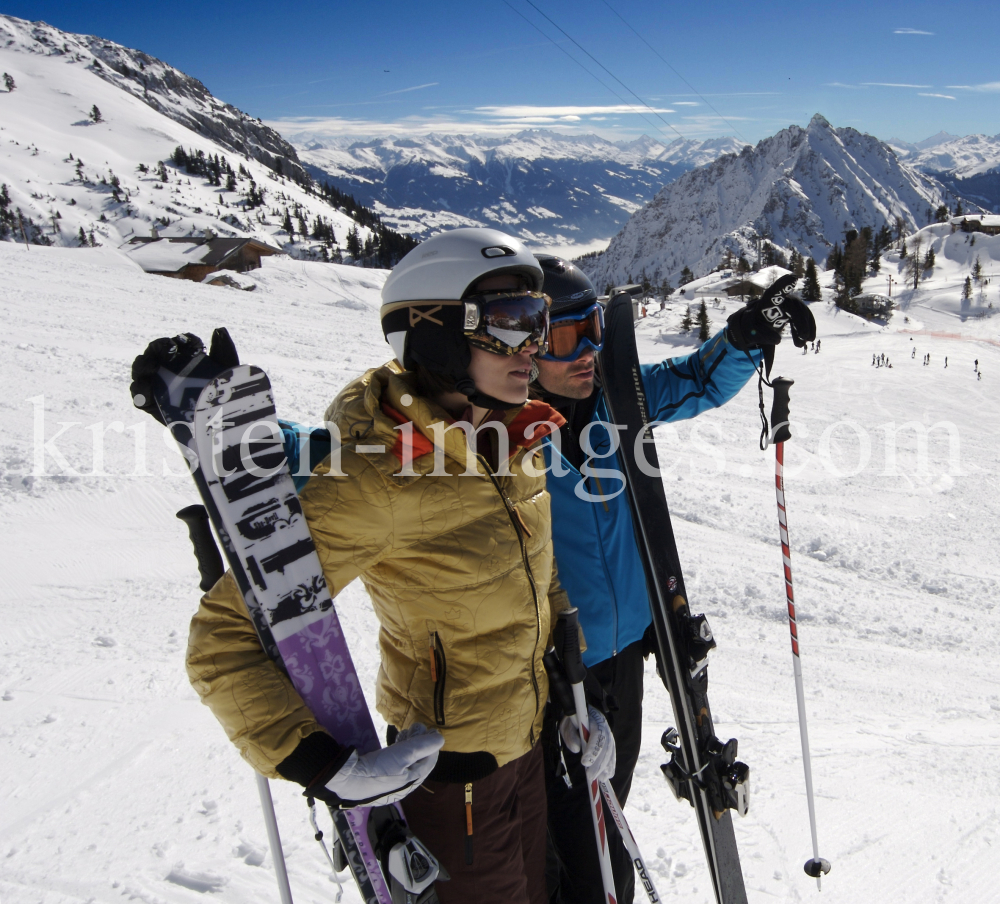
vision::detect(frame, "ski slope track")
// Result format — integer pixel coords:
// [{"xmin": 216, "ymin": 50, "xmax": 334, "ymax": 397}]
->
[{"xmin": 2, "ymin": 207, "xmax": 999, "ymax": 903}]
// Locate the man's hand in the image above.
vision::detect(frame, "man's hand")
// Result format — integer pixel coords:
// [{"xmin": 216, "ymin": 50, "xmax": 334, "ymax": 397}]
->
[
  {"xmin": 727, "ymin": 274, "xmax": 816, "ymax": 351},
  {"xmin": 129, "ymin": 329, "xmax": 239, "ymax": 424},
  {"xmin": 560, "ymin": 704, "xmax": 617, "ymax": 784}
]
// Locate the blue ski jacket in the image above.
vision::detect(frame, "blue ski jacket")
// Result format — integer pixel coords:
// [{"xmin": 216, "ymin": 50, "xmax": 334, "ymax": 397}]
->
[{"xmin": 543, "ymin": 329, "xmax": 760, "ymax": 666}]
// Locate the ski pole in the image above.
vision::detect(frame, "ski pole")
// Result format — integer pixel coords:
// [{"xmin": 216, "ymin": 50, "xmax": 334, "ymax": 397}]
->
[
  {"xmin": 552, "ymin": 608, "xmax": 619, "ymax": 904},
  {"xmin": 770, "ymin": 377, "xmax": 831, "ymax": 889},
  {"xmin": 176, "ymin": 507, "xmax": 295, "ymax": 902},
  {"xmin": 256, "ymin": 772, "xmax": 295, "ymax": 904},
  {"xmin": 544, "ymin": 647, "xmax": 660, "ymax": 904}
]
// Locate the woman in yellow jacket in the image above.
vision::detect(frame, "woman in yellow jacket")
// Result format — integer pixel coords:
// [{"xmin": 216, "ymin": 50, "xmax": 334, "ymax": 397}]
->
[{"xmin": 186, "ymin": 228, "xmax": 616, "ymax": 903}]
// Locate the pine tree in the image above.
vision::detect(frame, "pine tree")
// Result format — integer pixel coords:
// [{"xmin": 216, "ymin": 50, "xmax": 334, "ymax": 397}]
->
[
  {"xmin": 802, "ymin": 258, "xmax": 822, "ymax": 301},
  {"xmin": 923, "ymin": 247, "xmax": 935, "ymax": 271},
  {"xmin": 907, "ymin": 237, "xmax": 922, "ymax": 289},
  {"xmin": 680, "ymin": 306, "xmax": 693, "ymax": 332},
  {"xmin": 78, "ymin": 226, "xmax": 87, "ymax": 246},
  {"xmin": 955, "ymin": 201, "xmax": 964, "ymax": 217},
  {"xmin": 973, "ymin": 255, "xmax": 983, "ymax": 282},
  {"xmin": 89, "ymin": 104, "xmax": 103, "ymax": 123},
  {"xmin": 697, "ymin": 300, "xmax": 711, "ymax": 340},
  {"xmin": 935, "ymin": 204, "xmax": 949, "ymax": 223},
  {"xmin": 679, "ymin": 265, "xmax": 694, "ymax": 286},
  {"xmin": 962, "ymin": 276, "xmax": 972, "ymax": 300},
  {"xmin": 346, "ymin": 226, "xmax": 362, "ymax": 259},
  {"xmin": 2, "ymin": 72, "xmax": 14, "ymax": 92},
  {"xmin": 282, "ymin": 210, "xmax": 294, "ymax": 236}
]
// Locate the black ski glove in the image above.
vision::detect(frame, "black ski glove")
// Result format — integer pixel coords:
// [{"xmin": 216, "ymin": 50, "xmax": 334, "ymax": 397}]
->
[
  {"xmin": 129, "ymin": 328, "xmax": 239, "ymax": 424},
  {"xmin": 726, "ymin": 274, "xmax": 816, "ymax": 351}
]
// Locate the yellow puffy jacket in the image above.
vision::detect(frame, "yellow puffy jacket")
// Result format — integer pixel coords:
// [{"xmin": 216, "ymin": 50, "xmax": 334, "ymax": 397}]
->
[{"xmin": 187, "ymin": 363, "xmax": 570, "ymax": 782}]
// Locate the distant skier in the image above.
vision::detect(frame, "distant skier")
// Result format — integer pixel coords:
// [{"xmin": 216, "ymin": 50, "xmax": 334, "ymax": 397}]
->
[
  {"xmin": 945, "ymin": 357, "xmax": 948, "ymax": 368},
  {"xmin": 912, "ymin": 347, "xmax": 916, "ymax": 359},
  {"xmin": 975, "ymin": 358, "xmax": 979, "ymax": 372},
  {"xmin": 872, "ymin": 353, "xmax": 876, "ymax": 366}
]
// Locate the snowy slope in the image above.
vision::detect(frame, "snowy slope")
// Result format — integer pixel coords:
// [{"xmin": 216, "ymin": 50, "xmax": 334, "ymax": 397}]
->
[
  {"xmin": 284, "ymin": 128, "xmax": 746, "ymax": 252},
  {"xmin": 0, "ymin": 14, "xmax": 377, "ymax": 258},
  {"xmin": 581, "ymin": 114, "xmax": 952, "ymax": 288},
  {"xmin": 1, "ymin": 239, "xmax": 998, "ymax": 904}
]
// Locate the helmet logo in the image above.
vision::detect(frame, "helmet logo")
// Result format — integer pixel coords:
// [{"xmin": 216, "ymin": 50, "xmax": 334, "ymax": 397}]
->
[
  {"xmin": 481, "ymin": 246, "xmax": 515, "ymax": 258},
  {"xmin": 409, "ymin": 305, "xmax": 444, "ymax": 327},
  {"xmin": 463, "ymin": 302, "xmax": 480, "ymax": 330}
]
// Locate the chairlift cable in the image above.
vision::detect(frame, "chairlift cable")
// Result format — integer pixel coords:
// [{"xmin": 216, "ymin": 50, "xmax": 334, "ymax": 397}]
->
[
  {"xmin": 499, "ymin": 0, "xmax": 673, "ymax": 142},
  {"xmin": 521, "ymin": 0, "xmax": 687, "ymax": 142},
  {"xmin": 598, "ymin": 0, "xmax": 748, "ymax": 143}
]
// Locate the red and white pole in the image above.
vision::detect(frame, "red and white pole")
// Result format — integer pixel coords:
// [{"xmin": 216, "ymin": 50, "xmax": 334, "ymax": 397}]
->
[{"xmin": 770, "ymin": 377, "xmax": 830, "ymax": 889}]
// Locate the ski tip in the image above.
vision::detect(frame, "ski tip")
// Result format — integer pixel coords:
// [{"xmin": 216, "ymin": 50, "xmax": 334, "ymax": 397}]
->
[{"xmin": 804, "ymin": 857, "xmax": 831, "ymax": 879}]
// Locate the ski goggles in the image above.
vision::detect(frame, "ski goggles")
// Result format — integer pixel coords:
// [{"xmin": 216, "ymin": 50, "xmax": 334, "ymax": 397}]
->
[
  {"xmin": 463, "ymin": 291, "xmax": 551, "ymax": 356},
  {"xmin": 539, "ymin": 303, "xmax": 604, "ymax": 361}
]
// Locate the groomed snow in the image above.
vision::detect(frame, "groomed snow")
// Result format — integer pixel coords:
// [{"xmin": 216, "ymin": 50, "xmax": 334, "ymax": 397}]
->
[{"xmin": 1, "ymin": 244, "xmax": 999, "ymax": 904}]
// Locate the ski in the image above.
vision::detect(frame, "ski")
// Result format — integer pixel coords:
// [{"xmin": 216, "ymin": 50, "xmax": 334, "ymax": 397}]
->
[
  {"xmin": 597, "ymin": 292, "xmax": 749, "ymax": 904},
  {"xmin": 142, "ymin": 336, "xmax": 442, "ymax": 904}
]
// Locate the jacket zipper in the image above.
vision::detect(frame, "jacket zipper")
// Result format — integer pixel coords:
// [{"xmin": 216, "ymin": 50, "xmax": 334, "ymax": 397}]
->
[
  {"xmin": 479, "ymin": 455, "xmax": 542, "ymax": 744},
  {"xmin": 430, "ymin": 631, "xmax": 447, "ymax": 726}
]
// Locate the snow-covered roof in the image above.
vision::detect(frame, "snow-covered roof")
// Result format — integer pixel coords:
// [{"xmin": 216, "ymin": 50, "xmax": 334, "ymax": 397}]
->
[
  {"xmin": 123, "ymin": 237, "xmax": 278, "ymax": 273},
  {"xmin": 124, "ymin": 240, "xmax": 214, "ymax": 272},
  {"xmin": 950, "ymin": 215, "xmax": 1000, "ymax": 227}
]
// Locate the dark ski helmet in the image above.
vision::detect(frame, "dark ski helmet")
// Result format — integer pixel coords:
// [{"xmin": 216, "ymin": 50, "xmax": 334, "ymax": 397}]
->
[
  {"xmin": 380, "ymin": 227, "xmax": 545, "ymax": 409},
  {"xmin": 534, "ymin": 254, "xmax": 598, "ymax": 316}
]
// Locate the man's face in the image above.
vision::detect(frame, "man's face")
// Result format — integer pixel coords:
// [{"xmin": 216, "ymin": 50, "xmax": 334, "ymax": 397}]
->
[{"xmin": 534, "ymin": 349, "xmax": 596, "ymax": 400}]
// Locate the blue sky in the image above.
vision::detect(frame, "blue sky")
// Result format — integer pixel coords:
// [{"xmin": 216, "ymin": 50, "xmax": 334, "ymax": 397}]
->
[{"xmin": 6, "ymin": 0, "xmax": 1000, "ymax": 145}]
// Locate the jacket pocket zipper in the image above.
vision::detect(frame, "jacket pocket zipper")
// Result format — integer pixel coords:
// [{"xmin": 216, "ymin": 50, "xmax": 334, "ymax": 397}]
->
[{"xmin": 430, "ymin": 631, "xmax": 447, "ymax": 726}]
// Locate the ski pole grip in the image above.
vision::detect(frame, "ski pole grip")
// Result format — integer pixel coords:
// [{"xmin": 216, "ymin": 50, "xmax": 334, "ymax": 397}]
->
[
  {"xmin": 554, "ymin": 608, "xmax": 587, "ymax": 684},
  {"xmin": 770, "ymin": 376, "xmax": 794, "ymax": 444},
  {"xmin": 176, "ymin": 504, "xmax": 225, "ymax": 591},
  {"xmin": 542, "ymin": 649, "xmax": 577, "ymax": 715}
]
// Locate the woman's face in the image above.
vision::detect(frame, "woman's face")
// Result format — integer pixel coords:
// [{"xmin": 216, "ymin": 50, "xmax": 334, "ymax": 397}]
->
[
  {"xmin": 466, "ymin": 272, "xmax": 538, "ymax": 405},
  {"xmin": 467, "ymin": 343, "xmax": 538, "ymax": 405}
]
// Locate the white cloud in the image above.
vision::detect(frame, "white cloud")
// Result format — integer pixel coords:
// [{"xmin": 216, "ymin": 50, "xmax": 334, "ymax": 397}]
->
[
  {"xmin": 862, "ymin": 82, "xmax": 931, "ymax": 88},
  {"xmin": 825, "ymin": 82, "xmax": 866, "ymax": 89},
  {"xmin": 918, "ymin": 93, "xmax": 956, "ymax": 100},
  {"xmin": 946, "ymin": 82, "xmax": 1000, "ymax": 93},
  {"xmin": 473, "ymin": 104, "xmax": 674, "ymax": 118},
  {"xmin": 673, "ymin": 102, "xmax": 699, "ymax": 106},
  {"xmin": 894, "ymin": 27, "xmax": 934, "ymax": 35}
]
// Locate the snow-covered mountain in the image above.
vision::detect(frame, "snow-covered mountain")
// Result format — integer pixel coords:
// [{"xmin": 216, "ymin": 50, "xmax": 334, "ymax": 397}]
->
[
  {"xmin": 285, "ymin": 129, "xmax": 747, "ymax": 250},
  {"xmin": 890, "ymin": 132, "xmax": 1000, "ymax": 178},
  {"xmin": 0, "ymin": 14, "xmax": 405, "ymax": 260},
  {"xmin": 887, "ymin": 132, "xmax": 1000, "ymax": 214},
  {"xmin": 581, "ymin": 114, "xmax": 952, "ymax": 287}
]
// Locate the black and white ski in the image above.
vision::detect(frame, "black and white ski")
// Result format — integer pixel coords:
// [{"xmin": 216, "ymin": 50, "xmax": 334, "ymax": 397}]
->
[{"xmin": 597, "ymin": 292, "xmax": 750, "ymax": 904}]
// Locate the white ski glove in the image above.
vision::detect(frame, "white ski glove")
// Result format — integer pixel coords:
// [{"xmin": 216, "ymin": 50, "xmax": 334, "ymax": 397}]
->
[
  {"xmin": 560, "ymin": 705, "xmax": 617, "ymax": 784},
  {"xmin": 321, "ymin": 723, "xmax": 444, "ymax": 808}
]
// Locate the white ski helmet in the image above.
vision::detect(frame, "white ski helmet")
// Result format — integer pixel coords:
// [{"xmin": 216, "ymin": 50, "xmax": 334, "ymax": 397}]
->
[{"xmin": 380, "ymin": 227, "xmax": 543, "ymax": 367}]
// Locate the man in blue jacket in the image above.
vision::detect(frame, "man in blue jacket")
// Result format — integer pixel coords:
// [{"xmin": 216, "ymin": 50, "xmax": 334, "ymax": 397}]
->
[{"xmin": 533, "ymin": 255, "xmax": 815, "ymax": 904}]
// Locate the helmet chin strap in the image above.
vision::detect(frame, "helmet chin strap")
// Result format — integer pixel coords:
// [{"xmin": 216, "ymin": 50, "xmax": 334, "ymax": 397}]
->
[{"xmin": 455, "ymin": 376, "xmax": 519, "ymax": 412}]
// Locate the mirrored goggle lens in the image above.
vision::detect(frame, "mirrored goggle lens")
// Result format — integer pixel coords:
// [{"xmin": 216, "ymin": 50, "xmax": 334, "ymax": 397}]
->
[
  {"xmin": 547, "ymin": 305, "xmax": 603, "ymax": 359},
  {"xmin": 466, "ymin": 292, "xmax": 550, "ymax": 351}
]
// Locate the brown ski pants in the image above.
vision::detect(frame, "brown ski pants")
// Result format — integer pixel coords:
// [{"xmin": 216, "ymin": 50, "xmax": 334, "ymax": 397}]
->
[{"xmin": 401, "ymin": 743, "xmax": 547, "ymax": 904}]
